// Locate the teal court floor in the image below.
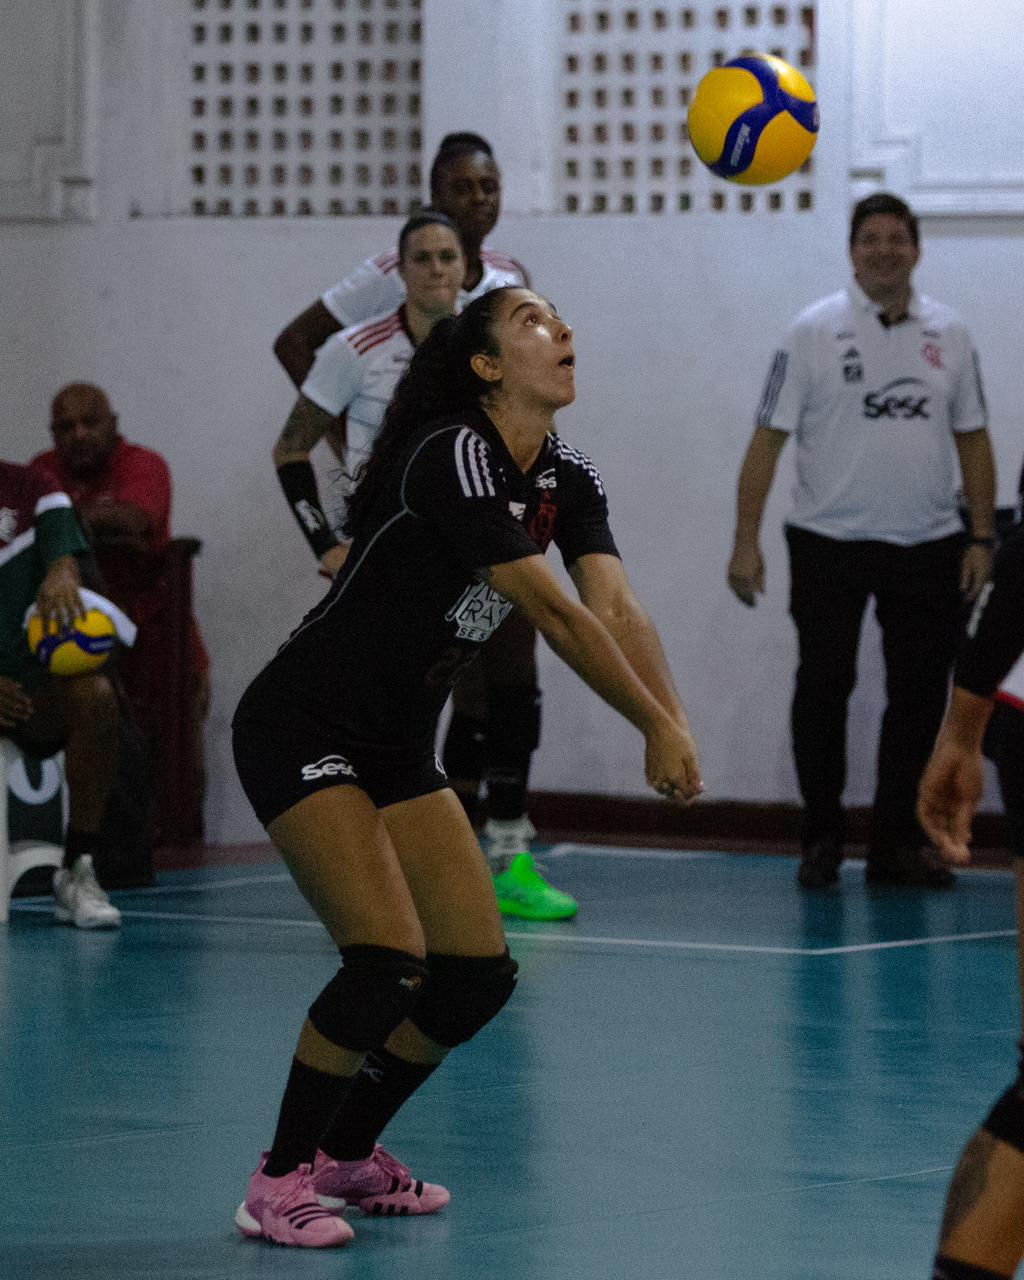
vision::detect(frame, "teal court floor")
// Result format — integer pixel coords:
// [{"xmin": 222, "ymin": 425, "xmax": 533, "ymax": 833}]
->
[{"xmin": 1, "ymin": 844, "xmax": 1019, "ymax": 1280}]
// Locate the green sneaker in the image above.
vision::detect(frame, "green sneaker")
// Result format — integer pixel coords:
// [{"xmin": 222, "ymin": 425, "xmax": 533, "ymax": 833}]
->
[{"xmin": 492, "ymin": 853, "xmax": 578, "ymax": 921}]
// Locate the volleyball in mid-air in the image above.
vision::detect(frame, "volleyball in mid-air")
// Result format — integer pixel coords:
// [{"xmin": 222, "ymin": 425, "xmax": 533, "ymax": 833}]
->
[
  {"xmin": 687, "ymin": 53, "xmax": 819, "ymax": 185},
  {"xmin": 27, "ymin": 607, "xmax": 118, "ymax": 676}
]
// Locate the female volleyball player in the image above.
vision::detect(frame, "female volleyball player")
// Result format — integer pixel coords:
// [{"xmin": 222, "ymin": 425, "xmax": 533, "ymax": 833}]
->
[
  {"xmin": 918, "ymin": 521, "xmax": 1024, "ymax": 1280},
  {"xmin": 274, "ymin": 131, "xmax": 572, "ymax": 921},
  {"xmin": 274, "ymin": 209, "xmax": 465, "ymax": 580},
  {"xmin": 232, "ymin": 286, "xmax": 703, "ymax": 1247}
]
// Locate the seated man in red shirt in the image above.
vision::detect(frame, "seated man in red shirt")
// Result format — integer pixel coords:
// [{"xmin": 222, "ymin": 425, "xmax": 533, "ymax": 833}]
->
[{"xmin": 31, "ymin": 383, "xmax": 210, "ymax": 836}]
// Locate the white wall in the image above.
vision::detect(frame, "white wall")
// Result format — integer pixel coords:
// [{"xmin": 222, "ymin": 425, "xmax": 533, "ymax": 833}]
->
[{"xmin": 2, "ymin": 1, "xmax": 1021, "ymax": 843}]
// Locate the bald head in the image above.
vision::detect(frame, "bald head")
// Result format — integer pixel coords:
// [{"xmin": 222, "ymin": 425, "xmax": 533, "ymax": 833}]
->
[{"xmin": 50, "ymin": 383, "xmax": 118, "ymax": 477}]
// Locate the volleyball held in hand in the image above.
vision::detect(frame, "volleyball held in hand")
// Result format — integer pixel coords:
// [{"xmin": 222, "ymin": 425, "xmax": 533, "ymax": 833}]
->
[
  {"xmin": 687, "ymin": 53, "xmax": 819, "ymax": 185},
  {"xmin": 27, "ymin": 608, "xmax": 117, "ymax": 676}
]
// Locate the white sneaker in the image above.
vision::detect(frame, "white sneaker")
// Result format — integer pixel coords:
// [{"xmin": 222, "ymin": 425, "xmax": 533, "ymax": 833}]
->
[
  {"xmin": 53, "ymin": 856, "xmax": 122, "ymax": 929},
  {"xmin": 483, "ymin": 815, "xmax": 538, "ymax": 862}
]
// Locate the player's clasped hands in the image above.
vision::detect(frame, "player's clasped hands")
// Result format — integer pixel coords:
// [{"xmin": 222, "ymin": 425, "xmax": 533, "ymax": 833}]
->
[{"xmin": 645, "ymin": 719, "xmax": 704, "ymax": 806}]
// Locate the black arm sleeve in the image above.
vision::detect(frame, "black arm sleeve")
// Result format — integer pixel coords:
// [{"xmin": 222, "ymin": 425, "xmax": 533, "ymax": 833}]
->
[
  {"xmin": 276, "ymin": 460, "xmax": 339, "ymax": 558},
  {"xmin": 956, "ymin": 521, "xmax": 1024, "ymax": 697}
]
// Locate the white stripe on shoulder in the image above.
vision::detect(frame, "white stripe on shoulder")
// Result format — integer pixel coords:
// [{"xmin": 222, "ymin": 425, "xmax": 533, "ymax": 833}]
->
[
  {"xmin": 34, "ymin": 491, "xmax": 73, "ymax": 516},
  {"xmin": 0, "ymin": 527, "xmax": 34, "ymax": 568},
  {"xmin": 550, "ymin": 437, "xmax": 605, "ymax": 494}
]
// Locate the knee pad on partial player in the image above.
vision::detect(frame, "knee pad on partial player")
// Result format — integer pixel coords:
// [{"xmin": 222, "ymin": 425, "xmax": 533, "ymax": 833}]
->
[
  {"xmin": 410, "ymin": 950, "xmax": 519, "ymax": 1047},
  {"xmin": 442, "ymin": 711, "xmax": 488, "ymax": 782},
  {"xmin": 982, "ymin": 1064, "xmax": 1024, "ymax": 1154},
  {"xmin": 485, "ymin": 684, "xmax": 542, "ymax": 763},
  {"xmin": 308, "ymin": 945, "xmax": 428, "ymax": 1052}
]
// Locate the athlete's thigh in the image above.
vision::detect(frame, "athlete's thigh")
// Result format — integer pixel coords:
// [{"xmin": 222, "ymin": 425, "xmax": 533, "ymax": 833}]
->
[
  {"xmin": 269, "ymin": 786, "xmax": 425, "ymax": 955},
  {"xmin": 381, "ymin": 787, "xmax": 505, "ymax": 955}
]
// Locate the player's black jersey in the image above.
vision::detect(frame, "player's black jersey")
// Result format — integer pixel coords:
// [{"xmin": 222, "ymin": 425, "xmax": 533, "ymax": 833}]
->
[
  {"xmin": 957, "ymin": 521, "xmax": 1024, "ymax": 698},
  {"xmin": 243, "ymin": 407, "xmax": 618, "ymax": 742}
]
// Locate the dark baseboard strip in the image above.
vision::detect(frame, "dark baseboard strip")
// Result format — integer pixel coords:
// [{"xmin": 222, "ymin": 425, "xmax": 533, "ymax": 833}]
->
[{"xmin": 529, "ymin": 791, "xmax": 1011, "ymax": 860}]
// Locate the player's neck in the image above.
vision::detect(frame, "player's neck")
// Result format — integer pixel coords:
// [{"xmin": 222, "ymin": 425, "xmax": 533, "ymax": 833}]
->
[
  {"xmin": 484, "ymin": 401, "xmax": 553, "ymax": 473},
  {"xmin": 405, "ymin": 302, "xmax": 450, "ymax": 347},
  {"xmin": 460, "ymin": 236, "xmax": 484, "ymax": 291}
]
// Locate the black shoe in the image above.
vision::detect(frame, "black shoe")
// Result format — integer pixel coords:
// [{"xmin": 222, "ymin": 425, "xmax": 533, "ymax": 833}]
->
[
  {"xmin": 864, "ymin": 846, "xmax": 955, "ymax": 889},
  {"xmin": 797, "ymin": 839, "xmax": 843, "ymax": 888}
]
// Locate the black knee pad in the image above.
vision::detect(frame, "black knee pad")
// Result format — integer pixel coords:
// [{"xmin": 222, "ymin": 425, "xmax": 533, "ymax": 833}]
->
[
  {"xmin": 442, "ymin": 711, "xmax": 488, "ymax": 781},
  {"xmin": 410, "ymin": 950, "xmax": 518, "ymax": 1047},
  {"xmin": 983, "ymin": 1065, "xmax": 1024, "ymax": 1154},
  {"xmin": 308, "ymin": 945, "xmax": 428, "ymax": 1052},
  {"xmin": 485, "ymin": 685, "xmax": 542, "ymax": 763}
]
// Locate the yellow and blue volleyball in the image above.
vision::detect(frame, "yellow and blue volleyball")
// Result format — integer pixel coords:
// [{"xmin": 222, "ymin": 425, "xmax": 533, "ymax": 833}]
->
[
  {"xmin": 27, "ymin": 608, "xmax": 117, "ymax": 676},
  {"xmin": 687, "ymin": 53, "xmax": 819, "ymax": 185}
]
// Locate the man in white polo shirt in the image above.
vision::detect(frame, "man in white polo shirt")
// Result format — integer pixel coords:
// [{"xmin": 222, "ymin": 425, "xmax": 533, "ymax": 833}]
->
[{"xmin": 728, "ymin": 192, "xmax": 996, "ymax": 890}]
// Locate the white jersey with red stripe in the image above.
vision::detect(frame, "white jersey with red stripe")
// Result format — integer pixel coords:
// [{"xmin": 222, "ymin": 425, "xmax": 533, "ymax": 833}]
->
[
  {"xmin": 997, "ymin": 656, "xmax": 1024, "ymax": 713},
  {"xmin": 301, "ymin": 306, "xmax": 414, "ymax": 458},
  {"xmin": 321, "ymin": 246, "xmax": 528, "ymax": 327}
]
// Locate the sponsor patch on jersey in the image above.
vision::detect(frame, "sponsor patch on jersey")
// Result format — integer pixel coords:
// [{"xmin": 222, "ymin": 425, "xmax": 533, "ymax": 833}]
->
[
  {"xmin": 862, "ymin": 377, "xmax": 930, "ymax": 420},
  {"xmin": 535, "ymin": 468, "xmax": 557, "ymax": 490},
  {"xmin": 445, "ymin": 580, "xmax": 513, "ymax": 642},
  {"xmin": 921, "ymin": 341, "xmax": 944, "ymax": 369},
  {"xmin": 301, "ymin": 754, "xmax": 357, "ymax": 782}
]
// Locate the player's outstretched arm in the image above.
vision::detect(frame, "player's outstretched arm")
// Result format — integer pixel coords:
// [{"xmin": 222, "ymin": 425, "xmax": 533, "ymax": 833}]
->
[
  {"xmin": 569, "ymin": 552, "xmax": 693, "ymax": 733},
  {"xmin": 482, "ymin": 555, "xmax": 703, "ymax": 804},
  {"xmin": 916, "ymin": 686, "xmax": 993, "ymax": 865}
]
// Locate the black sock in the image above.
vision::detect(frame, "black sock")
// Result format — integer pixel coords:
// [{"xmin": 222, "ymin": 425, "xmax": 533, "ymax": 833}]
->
[
  {"xmin": 263, "ymin": 1057, "xmax": 358, "ymax": 1177},
  {"xmin": 63, "ymin": 829, "xmax": 102, "ymax": 870},
  {"xmin": 933, "ymin": 1256, "xmax": 1010, "ymax": 1280},
  {"xmin": 318, "ymin": 1048, "xmax": 439, "ymax": 1161}
]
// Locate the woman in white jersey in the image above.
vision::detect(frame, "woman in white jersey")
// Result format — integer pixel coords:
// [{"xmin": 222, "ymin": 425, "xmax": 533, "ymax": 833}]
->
[
  {"xmin": 273, "ymin": 133, "xmax": 528, "ymax": 389},
  {"xmin": 274, "ymin": 211, "xmax": 464, "ymax": 579},
  {"xmin": 274, "ymin": 134, "xmax": 570, "ymax": 922}
]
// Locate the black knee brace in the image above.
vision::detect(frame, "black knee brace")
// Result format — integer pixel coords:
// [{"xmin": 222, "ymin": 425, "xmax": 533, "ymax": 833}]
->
[
  {"xmin": 442, "ymin": 711, "xmax": 488, "ymax": 782},
  {"xmin": 308, "ymin": 945, "xmax": 428, "ymax": 1052},
  {"xmin": 410, "ymin": 950, "xmax": 519, "ymax": 1047},
  {"xmin": 983, "ymin": 1059, "xmax": 1024, "ymax": 1154}
]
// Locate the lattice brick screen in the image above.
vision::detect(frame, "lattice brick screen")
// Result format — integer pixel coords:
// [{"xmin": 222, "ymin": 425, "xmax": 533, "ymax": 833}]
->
[
  {"xmin": 186, "ymin": 0, "xmax": 422, "ymax": 216},
  {"xmin": 559, "ymin": 2, "xmax": 816, "ymax": 215}
]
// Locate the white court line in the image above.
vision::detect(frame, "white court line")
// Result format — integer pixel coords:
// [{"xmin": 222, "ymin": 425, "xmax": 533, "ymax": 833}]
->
[
  {"xmin": 813, "ymin": 928, "xmax": 1017, "ymax": 955},
  {"xmin": 505, "ymin": 929, "xmax": 818, "ymax": 956},
  {"xmin": 114, "ymin": 871, "xmax": 291, "ymax": 897},
  {"xmin": 546, "ymin": 843, "xmax": 716, "ymax": 861},
  {"xmin": 9, "ymin": 900, "xmax": 1014, "ymax": 957}
]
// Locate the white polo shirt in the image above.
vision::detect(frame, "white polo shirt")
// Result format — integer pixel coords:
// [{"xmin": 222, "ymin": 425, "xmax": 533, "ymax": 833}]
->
[
  {"xmin": 301, "ymin": 306, "xmax": 412, "ymax": 459},
  {"xmin": 757, "ymin": 280, "xmax": 987, "ymax": 545},
  {"xmin": 321, "ymin": 245, "xmax": 528, "ymax": 327}
]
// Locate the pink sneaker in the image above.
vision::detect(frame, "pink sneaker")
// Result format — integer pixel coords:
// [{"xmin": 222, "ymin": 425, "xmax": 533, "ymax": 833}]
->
[
  {"xmin": 312, "ymin": 1144, "xmax": 451, "ymax": 1217},
  {"xmin": 235, "ymin": 1152, "xmax": 355, "ymax": 1247}
]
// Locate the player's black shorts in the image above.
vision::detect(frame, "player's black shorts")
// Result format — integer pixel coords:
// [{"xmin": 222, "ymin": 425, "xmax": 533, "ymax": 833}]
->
[{"xmin": 232, "ymin": 693, "xmax": 448, "ymax": 829}]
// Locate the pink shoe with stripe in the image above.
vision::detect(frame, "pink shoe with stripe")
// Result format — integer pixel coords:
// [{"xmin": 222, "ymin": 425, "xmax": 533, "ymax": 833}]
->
[
  {"xmin": 312, "ymin": 1144, "xmax": 451, "ymax": 1217},
  {"xmin": 235, "ymin": 1152, "xmax": 354, "ymax": 1247}
]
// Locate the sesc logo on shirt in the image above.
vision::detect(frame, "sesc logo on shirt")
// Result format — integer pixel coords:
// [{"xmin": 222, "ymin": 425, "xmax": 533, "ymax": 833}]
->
[{"xmin": 862, "ymin": 377, "xmax": 930, "ymax": 421}]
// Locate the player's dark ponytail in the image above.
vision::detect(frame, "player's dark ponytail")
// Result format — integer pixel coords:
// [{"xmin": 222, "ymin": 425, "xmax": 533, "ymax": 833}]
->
[{"xmin": 343, "ymin": 286, "xmax": 514, "ymax": 539}]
